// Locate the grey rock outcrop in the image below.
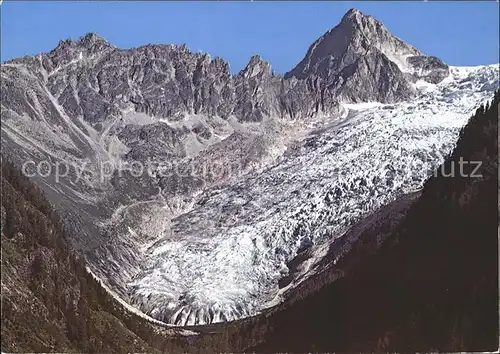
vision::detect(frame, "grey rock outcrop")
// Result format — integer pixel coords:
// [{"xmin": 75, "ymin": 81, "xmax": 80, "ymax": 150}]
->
[
  {"xmin": 407, "ymin": 55, "xmax": 450, "ymax": 84},
  {"xmin": 233, "ymin": 55, "xmax": 339, "ymax": 121},
  {"xmin": 4, "ymin": 34, "xmax": 341, "ymax": 129}
]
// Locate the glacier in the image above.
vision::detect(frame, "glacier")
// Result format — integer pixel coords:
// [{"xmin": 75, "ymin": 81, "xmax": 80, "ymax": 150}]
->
[{"xmin": 113, "ymin": 65, "xmax": 498, "ymax": 326}]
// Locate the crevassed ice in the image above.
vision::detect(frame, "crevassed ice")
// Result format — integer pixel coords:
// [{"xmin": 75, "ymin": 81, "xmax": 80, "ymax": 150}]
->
[{"xmin": 126, "ymin": 65, "xmax": 498, "ymax": 326}]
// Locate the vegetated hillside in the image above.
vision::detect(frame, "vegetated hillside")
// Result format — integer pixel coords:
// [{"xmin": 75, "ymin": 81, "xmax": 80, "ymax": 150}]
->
[
  {"xmin": 253, "ymin": 90, "xmax": 499, "ymax": 352},
  {"xmin": 0, "ymin": 158, "xmax": 160, "ymax": 352}
]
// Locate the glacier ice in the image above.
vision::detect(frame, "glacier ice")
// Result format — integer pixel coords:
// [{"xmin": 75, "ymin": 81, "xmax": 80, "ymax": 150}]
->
[{"xmin": 118, "ymin": 65, "xmax": 498, "ymax": 325}]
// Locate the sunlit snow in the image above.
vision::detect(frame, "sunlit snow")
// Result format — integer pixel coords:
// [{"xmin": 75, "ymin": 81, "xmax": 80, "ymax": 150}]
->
[{"xmin": 122, "ymin": 65, "xmax": 498, "ymax": 325}]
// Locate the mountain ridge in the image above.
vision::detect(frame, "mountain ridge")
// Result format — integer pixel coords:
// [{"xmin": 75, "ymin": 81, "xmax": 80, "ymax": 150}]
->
[
  {"xmin": 4, "ymin": 8, "xmax": 449, "ymax": 109},
  {"xmin": 1, "ymin": 8, "xmax": 498, "ymax": 327}
]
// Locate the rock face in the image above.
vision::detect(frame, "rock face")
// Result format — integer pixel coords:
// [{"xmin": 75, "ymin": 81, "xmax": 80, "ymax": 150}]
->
[
  {"xmin": 4, "ymin": 34, "xmax": 340, "ymax": 127},
  {"xmin": 285, "ymin": 8, "xmax": 450, "ymax": 102},
  {"xmin": 407, "ymin": 55, "xmax": 450, "ymax": 84}
]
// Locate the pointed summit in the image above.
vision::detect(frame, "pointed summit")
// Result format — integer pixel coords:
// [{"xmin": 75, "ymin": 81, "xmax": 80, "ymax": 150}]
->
[
  {"xmin": 53, "ymin": 32, "xmax": 110, "ymax": 51},
  {"xmin": 285, "ymin": 8, "xmax": 449, "ymax": 103},
  {"xmin": 79, "ymin": 32, "xmax": 109, "ymax": 45},
  {"xmin": 52, "ymin": 32, "xmax": 112, "ymax": 57},
  {"xmin": 341, "ymin": 8, "xmax": 364, "ymax": 22},
  {"xmin": 339, "ymin": 8, "xmax": 383, "ymax": 33},
  {"xmin": 344, "ymin": 7, "xmax": 360, "ymax": 16},
  {"xmin": 76, "ymin": 32, "xmax": 114, "ymax": 52},
  {"xmin": 48, "ymin": 32, "xmax": 114, "ymax": 70},
  {"xmin": 238, "ymin": 55, "xmax": 272, "ymax": 78}
]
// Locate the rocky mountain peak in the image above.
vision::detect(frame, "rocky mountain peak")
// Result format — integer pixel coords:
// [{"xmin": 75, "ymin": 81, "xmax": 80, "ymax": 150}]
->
[
  {"xmin": 340, "ymin": 8, "xmax": 367, "ymax": 24},
  {"xmin": 43, "ymin": 32, "xmax": 114, "ymax": 71},
  {"xmin": 79, "ymin": 32, "xmax": 110, "ymax": 46},
  {"xmin": 285, "ymin": 8, "xmax": 449, "ymax": 103},
  {"xmin": 338, "ymin": 8, "xmax": 399, "ymax": 48},
  {"xmin": 53, "ymin": 32, "xmax": 111, "ymax": 52},
  {"xmin": 238, "ymin": 55, "xmax": 272, "ymax": 78}
]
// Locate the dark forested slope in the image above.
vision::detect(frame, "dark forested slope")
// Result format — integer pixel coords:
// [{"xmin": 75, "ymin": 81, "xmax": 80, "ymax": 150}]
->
[
  {"xmin": 1, "ymin": 158, "xmax": 161, "ymax": 352},
  {"xmin": 254, "ymin": 90, "xmax": 499, "ymax": 352}
]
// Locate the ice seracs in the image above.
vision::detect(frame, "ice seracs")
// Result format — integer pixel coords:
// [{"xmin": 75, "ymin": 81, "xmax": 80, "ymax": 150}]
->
[{"xmin": 126, "ymin": 64, "xmax": 498, "ymax": 326}]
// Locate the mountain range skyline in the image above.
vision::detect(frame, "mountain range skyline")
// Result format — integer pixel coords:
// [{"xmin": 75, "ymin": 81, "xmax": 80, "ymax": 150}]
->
[{"xmin": 2, "ymin": 2, "xmax": 498, "ymax": 73}]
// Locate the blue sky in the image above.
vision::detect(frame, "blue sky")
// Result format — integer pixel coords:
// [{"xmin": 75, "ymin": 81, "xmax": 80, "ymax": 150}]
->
[{"xmin": 1, "ymin": 1, "xmax": 498, "ymax": 74}]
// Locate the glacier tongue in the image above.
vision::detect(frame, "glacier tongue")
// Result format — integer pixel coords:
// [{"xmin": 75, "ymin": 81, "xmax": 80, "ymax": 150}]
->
[{"xmin": 124, "ymin": 65, "xmax": 498, "ymax": 326}]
